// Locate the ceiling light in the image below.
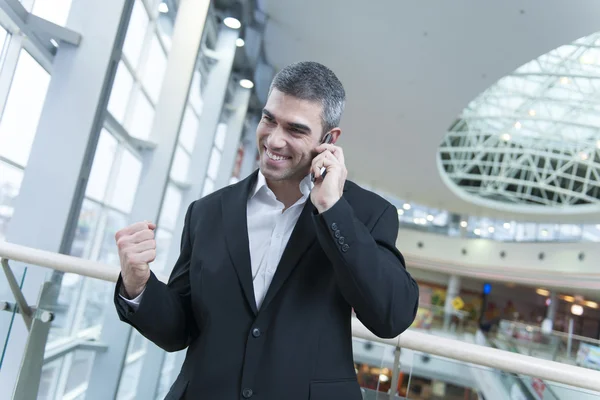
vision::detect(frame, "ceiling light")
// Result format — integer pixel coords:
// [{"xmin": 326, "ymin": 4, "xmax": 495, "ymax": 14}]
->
[
  {"xmin": 536, "ymin": 288, "xmax": 550, "ymax": 296},
  {"xmin": 514, "ymin": 122, "xmax": 522, "ymax": 129},
  {"xmin": 579, "ymin": 152, "xmax": 589, "ymax": 161},
  {"xmin": 427, "ymin": 214, "xmax": 434, "ymax": 222},
  {"xmin": 560, "ymin": 77, "xmax": 570, "ymax": 85},
  {"xmin": 379, "ymin": 374, "xmax": 389, "ymax": 383},
  {"xmin": 528, "ymin": 109, "xmax": 536, "ymax": 117},
  {"xmin": 236, "ymin": 38, "xmax": 245, "ymax": 47},
  {"xmin": 501, "ymin": 133, "xmax": 511, "ymax": 142},
  {"xmin": 586, "ymin": 301, "xmax": 598, "ymax": 309},
  {"xmin": 488, "ymin": 226, "xmax": 495, "ymax": 233},
  {"xmin": 158, "ymin": 2, "xmax": 169, "ymax": 13},
  {"xmin": 474, "ymin": 228, "xmax": 481, "ymax": 236},
  {"xmin": 503, "ymin": 222, "xmax": 511, "ymax": 229},
  {"xmin": 403, "ymin": 203, "xmax": 411, "ymax": 210},
  {"xmin": 413, "ymin": 218, "xmax": 420, "ymax": 224},
  {"xmin": 571, "ymin": 304, "xmax": 584, "ymax": 316},
  {"xmin": 239, "ymin": 79, "xmax": 254, "ymax": 89},
  {"xmin": 460, "ymin": 221, "xmax": 468, "ymax": 228},
  {"xmin": 421, "ymin": 218, "xmax": 427, "ymax": 225},
  {"xmin": 562, "ymin": 295, "xmax": 575, "ymax": 302},
  {"xmin": 50, "ymin": 39, "xmax": 58, "ymax": 47},
  {"xmin": 224, "ymin": 17, "xmax": 241, "ymax": 29},
  {"xmin": 580, "ymin": 54, "xmax": 595, "ymax": 65},
  {"xmin": 397, "ymin": 209, "xmax": 404, "ymax": 216},
  {"xmin": 541, "ymin": 229, "xmax": 548, "ymax": 237}
]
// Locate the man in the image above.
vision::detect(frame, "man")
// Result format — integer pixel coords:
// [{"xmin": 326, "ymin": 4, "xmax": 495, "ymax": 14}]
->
[{"xmin": 114, "ymin": 61, "xmax": 419, "ymax": 399}]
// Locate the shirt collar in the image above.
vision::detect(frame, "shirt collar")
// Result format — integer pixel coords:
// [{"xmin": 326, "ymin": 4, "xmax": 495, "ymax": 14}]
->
[{"xmin": 251, "ymin": 170, "xmax": 313, "ymax": 201}]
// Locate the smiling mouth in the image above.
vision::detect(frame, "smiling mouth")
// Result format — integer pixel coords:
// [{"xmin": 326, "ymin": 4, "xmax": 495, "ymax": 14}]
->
[{"xmin": 265, "ymin": 147, "xmax": 291, "ymax": 161}]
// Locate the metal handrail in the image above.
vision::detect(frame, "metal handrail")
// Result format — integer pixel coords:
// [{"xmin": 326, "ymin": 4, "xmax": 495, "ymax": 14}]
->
[
  {"xmin": 501, "ymin": 319, "xmax": 600, "ymax": 347},
  {"xmin": 2, "ymin": 240, "xmax": 600, "ymax": 393}
]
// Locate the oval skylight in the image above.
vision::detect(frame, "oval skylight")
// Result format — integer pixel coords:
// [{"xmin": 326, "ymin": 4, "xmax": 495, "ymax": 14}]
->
[{"xmin": 438, "ymin": 32, "xmax": 600, "ymax": 213}]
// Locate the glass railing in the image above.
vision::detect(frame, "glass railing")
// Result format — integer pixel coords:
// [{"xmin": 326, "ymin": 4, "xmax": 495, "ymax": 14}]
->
[
  {"xmin": 3, "ymin": 240, "xmax": 600, "ymax": 399},
  {"xmin": 490, "ymin": 320, "xmax": 600, "ymax": 370}
]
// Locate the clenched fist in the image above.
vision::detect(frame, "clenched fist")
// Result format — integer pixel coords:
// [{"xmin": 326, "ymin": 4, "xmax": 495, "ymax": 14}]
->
[{"xmin": 115, "ymin": 221, "xmax": 157, "ymax": 299}]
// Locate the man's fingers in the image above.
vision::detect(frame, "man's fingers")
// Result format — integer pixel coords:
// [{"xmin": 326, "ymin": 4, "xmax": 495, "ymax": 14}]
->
[
  {"xmin": 137, "ymin": 249, "xmax": 156, "ymax": 264},
  {"xmin": 115, "ymin": 221, "xmax": 156, "ymax": 242},
  {"xmin": 312, "ymin": 154, "xmax": 339, "ymax": 180},
  {"xmin": 116, "ymin": 229, "xmax": 154, "ymax": 250},
  {"xmin": 132, "ymin": 239, "xmax": 156, "ymax": 254}
]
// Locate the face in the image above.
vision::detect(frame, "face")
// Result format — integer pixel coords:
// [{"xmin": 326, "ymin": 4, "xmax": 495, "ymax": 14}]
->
[{"xmin": 256, "ymin": 89, "xmax": 333, "ymax": 182}]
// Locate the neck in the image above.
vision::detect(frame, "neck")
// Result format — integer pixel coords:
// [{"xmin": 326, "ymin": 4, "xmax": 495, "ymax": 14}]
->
[{"xmin": 266, "ymin": 177, "xmax": 304, "ymax": 210}]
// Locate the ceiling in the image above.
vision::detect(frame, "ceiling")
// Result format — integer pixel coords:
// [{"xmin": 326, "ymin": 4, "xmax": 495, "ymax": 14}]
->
[{"xmin": 258, "ymin": 0, "xmax": 600, "ymax": 223}]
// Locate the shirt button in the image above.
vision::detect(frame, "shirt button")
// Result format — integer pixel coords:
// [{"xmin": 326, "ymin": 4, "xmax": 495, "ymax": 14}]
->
[
  {"xmin": 242, "ymin": 388, "xmax": 253, "ymax": 398},
  {"xmin": 331, "ymin": 222, "xmax": 338, "ymax": 231},
  {"xmin": 252, "ymin": 328, "xmax": 261, "ymax": 338}
]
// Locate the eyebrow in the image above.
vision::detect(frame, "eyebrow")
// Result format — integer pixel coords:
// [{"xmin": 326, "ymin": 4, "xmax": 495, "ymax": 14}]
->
[{"xmin": 262, "ymin": 108, "xmax": 311, "ymax": 133}]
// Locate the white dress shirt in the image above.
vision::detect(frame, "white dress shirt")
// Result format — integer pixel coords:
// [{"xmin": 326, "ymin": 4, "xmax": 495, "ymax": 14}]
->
[{"xmin": 121, "ymin": 171, "xmax": 313, "ymax": 311}]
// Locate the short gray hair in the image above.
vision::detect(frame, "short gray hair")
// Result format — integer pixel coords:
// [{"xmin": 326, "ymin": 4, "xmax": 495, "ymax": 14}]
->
[{"xmin": 268, "ymin": 61, "xmax": 346, "ymax": 134}]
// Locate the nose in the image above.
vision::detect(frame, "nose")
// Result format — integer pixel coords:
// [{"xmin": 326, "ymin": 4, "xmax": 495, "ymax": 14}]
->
[{"xmin": 266, "ymin": 127, "xmax": 286, "ymax": 149}]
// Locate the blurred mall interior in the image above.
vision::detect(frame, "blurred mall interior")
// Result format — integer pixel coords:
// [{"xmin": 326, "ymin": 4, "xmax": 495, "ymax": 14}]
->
[{"xmin": 1, "ymin": 0, "xmax": 600, "ymax": 399}]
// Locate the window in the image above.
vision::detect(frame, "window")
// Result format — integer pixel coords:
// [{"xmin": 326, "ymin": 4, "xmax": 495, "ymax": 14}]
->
[
  {"xmin": 0, "ymin": 49, "xmax": 51, "ymax": 166},
  {"xmin": 31, "ymin": 0, "xmax": 74, "ymax": 27}
]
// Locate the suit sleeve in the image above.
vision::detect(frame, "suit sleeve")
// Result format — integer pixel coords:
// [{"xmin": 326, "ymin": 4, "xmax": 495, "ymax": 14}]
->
[
  {"xmin": 313, "ymin": 197, "xmax": 419, "ymax": 338},
  {"xmin": 114, "ymin": 201, "xmax": 198, "ymax": 352}
]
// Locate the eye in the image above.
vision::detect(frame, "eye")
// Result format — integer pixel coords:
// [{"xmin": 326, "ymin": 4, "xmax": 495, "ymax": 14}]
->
[{"xmin": 262, "ymin": 115, "xmax": 274, "ymax": 123}]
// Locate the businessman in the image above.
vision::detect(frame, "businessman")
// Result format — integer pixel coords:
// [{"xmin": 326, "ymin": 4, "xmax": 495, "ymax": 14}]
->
[{"xmin": 114, "ymin": 61, "xmax": 419, "ymax": 400}]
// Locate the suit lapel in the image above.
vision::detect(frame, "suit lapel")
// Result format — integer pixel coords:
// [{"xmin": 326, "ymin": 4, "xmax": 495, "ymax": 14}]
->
[
  {"xmin": 221, "ymin": 170, "xmax": 259, "ymax": 316},
  {"xmin": 260, "ymin": 199, "xmax": 317, "ymax": 311}
]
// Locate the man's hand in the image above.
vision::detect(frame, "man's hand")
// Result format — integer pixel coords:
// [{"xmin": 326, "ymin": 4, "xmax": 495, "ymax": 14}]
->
[
  {"xmin": 115, "ymin": 221, "xmax": 157, "ymax": 299},
  {"xmin": 310, "ymin": 143, "xmax": 347, "ymax": 213}
]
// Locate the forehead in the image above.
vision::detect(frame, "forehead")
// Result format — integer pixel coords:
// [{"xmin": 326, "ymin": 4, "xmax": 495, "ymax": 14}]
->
[{"xmin": 265, "ymin": 89, "xmax": 322, "ymax": 125}]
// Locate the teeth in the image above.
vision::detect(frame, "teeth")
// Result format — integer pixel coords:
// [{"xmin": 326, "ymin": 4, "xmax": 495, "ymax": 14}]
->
[{"xmin": 266, "ymin": 148, "xmax": 289, "ymax": 161}]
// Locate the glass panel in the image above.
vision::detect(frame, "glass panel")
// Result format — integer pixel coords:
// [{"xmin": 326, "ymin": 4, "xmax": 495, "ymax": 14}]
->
[
  {"xmin": 179, "ymin": 105, "xmax": 199, "ymax": 153},
  {"xmin": 214, "ymin": 122, "xmax": 227, "ymax": 151},
  {"xmin": 169, "ymin": 145, "xmax": 190, "ymax": 183},
  {"xmin": 116, "ymin": 358, "xmax": 144, "ymax": 400},
  {"xmin": 38, "ymin": 358, "xmax": 63, "ymax": 400},
  {"xmin": 158, "ymin": 184, "xmax": 182, "ymax": 231},
  {"xmin": 0, "ymin": 50, "xmax": 51, "ymax": 166},
  {"xmin": 156, "ymin": 352, "xmax": 179, "ymax": 399},
  {"xmin": 85, "ymin": 129, "xmax": 118, "ymax": 203},
  {"xmin": 143, "ymin": 35, "xmax": 167, "ymax": 103},
  {"xmin": 32, "ymin": 0, "xmax": 73, "ymax": 26},
  {"xmin": 64, "ymin": 350, "xmax": 95, "ymax": 394},
  {"xmin": 128, "ymin": 90, "xmax": 154, "ymax": 140},
  {"xmin": 70, "ymin": 199, "xmax": 102, "ymax": 259},
  {"xmin": 0, "ymin": 161, "xmax": 23, "ymax": 241},
  {"xmin": 109, "ymin": 150, "xmax": 142, "ymax": 213},
  {"xmin": 122, "ymin": 0, "xmax": 150, "ymax": 69},
  {"xmin": 153, "ymin": 228, "xmax": 173, "ymax": 273},
  {"xmin": 206, "ymin": 147, "xmax": 221, "ymax": 181},
  {"xmin": 188, "ymin": 70, "xmax": 204, "ymax": 114},
  {"xmin": 97, "ymin": 209, "xmax": 128, "ymax": 268},
  {"xmin": 202, "ymin": 177, "xmax": 214, "ymax": 197},
  {"xmin": 107, "ymin": 61, "xmax": 134, "ymax": 124}
]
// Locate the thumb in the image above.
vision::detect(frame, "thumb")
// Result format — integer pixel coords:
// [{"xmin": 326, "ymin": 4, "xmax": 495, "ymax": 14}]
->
[{"xmin": 145, "ymin": 220, "xmax": 157, "ymax": 230}]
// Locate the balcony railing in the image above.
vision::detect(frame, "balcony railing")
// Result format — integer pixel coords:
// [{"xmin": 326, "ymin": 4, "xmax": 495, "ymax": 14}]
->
[{"xmin": 2, "ymin": 240, "xmax": 600, "ymax": 399}]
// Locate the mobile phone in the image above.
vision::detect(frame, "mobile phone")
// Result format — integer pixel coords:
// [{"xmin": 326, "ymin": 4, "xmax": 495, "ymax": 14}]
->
[{"xmin": 311, "ymin": 133, "xmax": 333, "ymax": 182}]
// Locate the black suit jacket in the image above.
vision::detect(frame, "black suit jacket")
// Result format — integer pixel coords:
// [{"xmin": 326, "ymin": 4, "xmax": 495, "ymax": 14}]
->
[{"xmin": 115, "ymin": 170, "xmax": 419, "ymax": 400}]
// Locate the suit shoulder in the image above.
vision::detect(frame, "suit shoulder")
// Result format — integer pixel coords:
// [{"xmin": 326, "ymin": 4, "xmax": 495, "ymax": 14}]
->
[{"xmin": 344, "ymin": 180, "xmax": 395, "ymax": 213}]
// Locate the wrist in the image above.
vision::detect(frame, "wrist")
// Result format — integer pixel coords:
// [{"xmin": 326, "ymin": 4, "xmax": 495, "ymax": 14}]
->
[
  {"xmin": 315, "ymin": 196, "xmax": 341, "ymax": 214},
  {"xmin": 121, "ymin": 276, "xmax": 148, "ymax": 299}
]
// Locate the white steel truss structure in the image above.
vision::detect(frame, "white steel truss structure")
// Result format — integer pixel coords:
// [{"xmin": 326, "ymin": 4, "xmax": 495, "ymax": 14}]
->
[{"xmin": 438, "ymin": 32, "xmax": 600, "ymax": 212}]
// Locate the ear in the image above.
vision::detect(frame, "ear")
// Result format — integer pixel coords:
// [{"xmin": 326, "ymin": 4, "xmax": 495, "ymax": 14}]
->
[{"xmin": 329, "ymin": 128, "xmax": 342, "ymax": 144}]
